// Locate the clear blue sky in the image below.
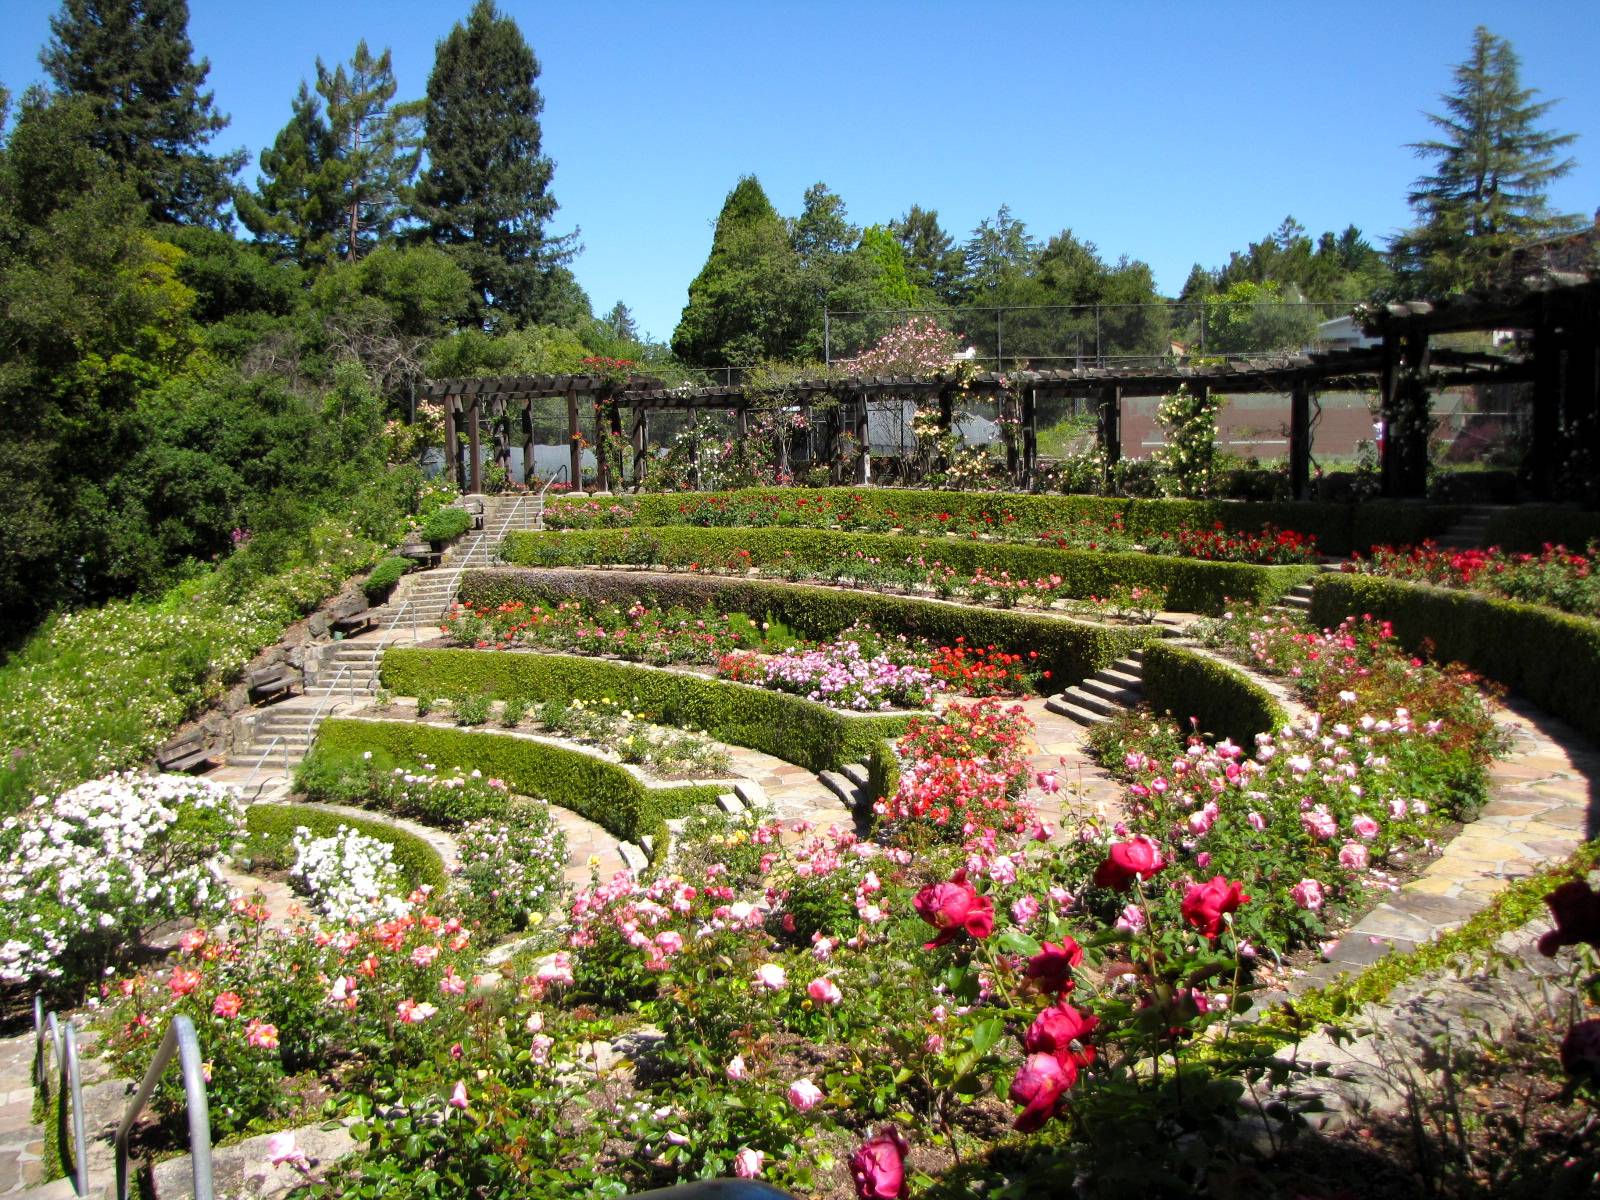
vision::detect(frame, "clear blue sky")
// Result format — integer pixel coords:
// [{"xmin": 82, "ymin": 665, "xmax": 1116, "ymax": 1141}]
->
[{"xmin": 4, "ymin": 1, "xmax": 1596, "ymax": 342}]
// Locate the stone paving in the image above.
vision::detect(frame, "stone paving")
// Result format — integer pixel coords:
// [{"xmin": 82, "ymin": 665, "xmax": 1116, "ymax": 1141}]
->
[{"xmin": 0, "ymin": 1034, "xmax": 42, "ymax": 1196}]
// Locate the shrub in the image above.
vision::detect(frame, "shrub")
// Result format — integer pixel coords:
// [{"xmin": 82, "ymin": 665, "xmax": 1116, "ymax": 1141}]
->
[
  {"xmin": 1310, "ymin": 573, "xmax": 1600, "ymax": 746},
  {"xmin": 454, "ymin": 694, "xmax": 493, "ymax": 726},
  {"xmin": 313, "ymin": 717, "xmax": 722, "ymax": 849},
  {"xmin": 289, "ymin": 824, "xmax": 410, "ymax": 923},
  {"xmin": 459, "ymin": 569, "xmax": 1159, "ymax": 690},
  {"xmin": 0, "ymin": 773, "xmax": 242, "ymax": 988},
  {"xmin": 241, "ymin": 802, "xmax": 447, "ymax": 893},
  {"xmin": 292, "ymin": 750, "xmax": 505, "ymax": 830},
  {"xmin": 1481, "ymin": 506, "xmax": 1600, "ymax": 555},
  {"xmin": 363, "ymin": 555, "xmax": 411, "ymax": 603},
  {"xmin": 420, "ymin": 507, "xmax": 472, "ymax": 543},
  {"xmin": 378, "ymin": 647, "xmax": 911, "ymax": 775},
  {"xmin": 1141, "ymin": 642, "xmax": 1288, "ymax": 747},
  {"xmin": 453, "ymin": 803, "xmax": 567, "ymax": 934},
  {"xmin": 500, "ymin": 527, "xmax": 1313, "ymax": 614}
]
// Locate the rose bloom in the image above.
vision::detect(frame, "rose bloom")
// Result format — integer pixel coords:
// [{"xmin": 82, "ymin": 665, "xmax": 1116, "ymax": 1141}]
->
[
  {"xmin": 732, "ymin": 1148, "xmax": 764, "ymax": 1179},
  {"xmin": 1290, "ymin": 879, "xmax": 1325, "ymax": 911},
  {"xmin": 1350, "ymin": 814, "xmax": 1381, "ymax": 840},
  {"xmin": 912, "ymin": 871, "xmax": 995, "ymax": 948},
  {"xmin": 725, "ymin": 1054, "xmax": 748, "ymax": 1081},
  {"xmin": 167, "ymin": 966, "xmax": 202, "ymax": 998},
  {"xmin": 1010, "ymin": 1052, "xmax": 1076, "ymax": 1132},
  {"xmin": 1023, "ymin": 939, "xmax": 1083, "ymax": 996},
  {"xmin": 807, "ymin": 977, "xmax": 843, "ymax": 1005},
  {"xmin": 1338, "ymin": 842, "xmax": 1370, "ymax": 871},
  {"xmin": 1024, "ymin": 1003, "xmax": 1098, "ymax": 1066},
  {"xmin": 210, "ymin": 991, "xmax": 243, "ymax": 1019},
  {"xmin": 752, "ymin": 963, "xmax": 788, "ymax": 991},
  {"xmin": 448, "ymin": 1081, "xmax": 469, "ymax": 1110},
  {"xmin": 245, "ymin": 1019, "xmax": 279, "ymax": 1050},
  {"xmin": 1180, "ymin": 875, "xmax": 1250, "ymax": 941},
  {"xmin": 850, "ymin": 1126, "xmax": 909, "ymax": 1200},
  {"xmin": 787, "ymin": 1077, "xmax": 824, "ymax": 1111},
  {"xmin": 1091, "ymin": 836, "xmax": 1167, "ymax": 891}
]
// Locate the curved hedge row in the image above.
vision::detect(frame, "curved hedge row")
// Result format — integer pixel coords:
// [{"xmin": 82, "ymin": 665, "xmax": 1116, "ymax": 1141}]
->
[
  {"xmin": 458, "ymin": 568, "xmax": 1162, "ymax": 688},
  {"xmin": 315, "ymin": 716, "xmax": 722, "ymax": 849},
  {"xmin": 552, "ymin": 487, "xmax": 1461, "ymax": 557},
  {"xmin": 377, "ymin": 647, "xmax": 912, "ymax": 775},
  {"xmin": 1480, "ymin": 506, "xmax": 1600, "ymax": 555},
  {"xmin": 1310, "ymin": 573, "xmax": 1600, "ymax": 745},
  {"xmin": 244, "ymin": 802, "xmax": 449, "ymax": 892},
  {"xmin": 1141, "ymin": 642, "xmax": 1289, "ymax": 748},
  {"xmin": 501, "ymin": 527, "xmax": 1314, "ymax": 614}
]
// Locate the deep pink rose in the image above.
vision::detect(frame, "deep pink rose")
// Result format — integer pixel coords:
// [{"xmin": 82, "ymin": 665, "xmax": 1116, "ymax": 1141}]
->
[
  {"xmin": 1023, "ymin": 1003, "xmax": 1099, "ymax": 1067},
  {"xmin": 1009, "ymin": 1052, "xmax": 1076, "ymax": 1132},
  {"xmin": 849, "ymin": 1125, "xmax": 909, "ymax": 1199},
  {"xmin": 1180, "ymin": 875, "xmax": 1250, "ymax": 941},
  {"xmin": 1538, "ymin": 880, "xmax": 1600, "ymax": 957},
  {"xmin": 1290, "ymin": 878, "xmax": 1324, "ymax": 911},
  {"xmin": 1023, "ymin": 938, "xmax": 1084, "ymax": 995},
  {"xmin": 913, "ymin": 871, "xmax": 994, "ymax": 948},
  {"xmin": 1091, "ymin": 836, "xmax": 1167, "ymax": 891}
]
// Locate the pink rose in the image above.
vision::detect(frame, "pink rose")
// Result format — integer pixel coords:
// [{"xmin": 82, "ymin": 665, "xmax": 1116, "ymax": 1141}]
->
[
  {"xmin": 725, "ymin": 1054, "xmax": 748, "ymax": 1081},
  {"xmin": 1246, "ymin": 811, "xmax": 1267, "ymax": 832},
  {"xmin": 733, "ymin": 1148, "xmax": 764, "ymax": 1179},
  {"xmin": 807, "ymin": 977, "xmax": 843, "ymax": 1006},
  {"xmin": 1351, "ymin": 814, "xmax": 1380, "ymax": 840},
  {"xmin": 752, "ymin": 963, "xmax": 788, "ymax": 991},
  {"xmin": 912, "ymin": 871, "xmax": 995, "ymax": 948},
  {"xmin": 1291, "ymin": 879, "xmax": 1325, "ymax": 911},
  {"xmin": 448, "ymin": 1081, "xmax": 469, "ymax": 1110},
  {"xmin": 211, "ymin": 991, "xmax": 242, "ymax": 1019},
  {"xmin": 1010, "ymin": 1052, "xmax": 1076, "ymax": 1132},
  {"xmin": 1091, "ymin": 836, "xmax": 1167, "ymax": 891},
  {"xmin": 849, "ymin": 1126, "xmax": 909, "ymax": 1199},
  {"xmin": 1338, "ymin": 842, "xmax": 1369, "ymax": 871},
  {"xmin": 787, "ymin": 1077, "xmax": 824, "ymax": 1111}
]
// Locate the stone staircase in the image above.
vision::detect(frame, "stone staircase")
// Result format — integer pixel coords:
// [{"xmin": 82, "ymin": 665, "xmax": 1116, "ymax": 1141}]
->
[
  {"xmin": 1044, "ymin": 649, "xmax": 1145, "ymax": 728},
  {"xmin": 1276, "ymin": 580, "xmax": 1316, "ymax": 615},
  {"xmin": 818, "ymin": 761, "xmax": 873, "ymax": 812},
  {"xmin": 1431, "ymin": 504, "xmax": 1496, "ymax": 551}
]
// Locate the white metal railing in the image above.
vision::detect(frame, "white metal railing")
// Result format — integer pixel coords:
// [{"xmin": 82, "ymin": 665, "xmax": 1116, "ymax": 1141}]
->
[
  {"xmin": 114, "ymin": 1014, "xmax": 213, "ymax": 1200},
  {"xmin": 34, "ymin": 995, "xmax": 89, "ymax": 1196}
]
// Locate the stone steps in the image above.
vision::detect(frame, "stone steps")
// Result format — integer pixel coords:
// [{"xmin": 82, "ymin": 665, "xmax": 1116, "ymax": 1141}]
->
[
  {"xmin": 1045, "ymin": 649, "xmax": 1145, "ymax": 729},
  {"xmin": 1274, "ymin": 582, "xmax": 1316, "ymax": 613}
]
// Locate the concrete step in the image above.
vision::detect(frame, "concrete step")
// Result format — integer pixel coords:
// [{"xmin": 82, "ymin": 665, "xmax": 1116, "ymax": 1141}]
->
[
  {"xmin": 818, "ymin": 769, "xmax": 864, "ymax": 809},
  {"xmin": 1109, "ymin": 657, "xmax": 1146, "ymax": 676},
  {"xmin": 1096, "ymin": 667, "xmax": 1143, "ymax": 689},
  {"xmin": 839, "ymin": 762, "xmax": 870, "ymax": 789},
  {"xmin": 1061, "ymin": 685, "xmax": 1123, "ymax": 717},
  {"xmin": 1279, "ymin": 593, "xmax": 1313, "ymax": 610},
  {"xmin": 1045, "ymin": 694, "xmax": 1108, "ymax": 726},
  {"xmin": 1078, "ymin": 677, "xmax": 1141, "ymax": 705}
]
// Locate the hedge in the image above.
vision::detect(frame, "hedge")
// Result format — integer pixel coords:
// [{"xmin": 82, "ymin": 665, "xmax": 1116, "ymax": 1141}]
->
[
  {"xmin": 1141, "ymin": 642, "xmax": 1288, "ymax": 748},
  {"xmin": 500, "ymin": 527, "xmax": 1314, "ymax": 614},
  {"xmin": 457, "ymin": 568, "xmax": 1162, "ymax": 689},
  {"xmin": 377, "ymin": 647, "xmax": 913, "ymax": 776},
  {"xmin": 315, "ymin": 716, "xmax": 723, "ymax": 850},
  {"xmin": 244, "ymin": 802, "xmax": 448, "ymax": 892},
  {"xmin": 363, "ymin": 555, "xmax": 411, "ymax": 603},
  {"xmin": 564, "ymin": 487, "xmax": 1462, "ymax": 557},
  {"xmin": 420, "ymin": 507, "xmax": 472, "ymax": 542},
  {"xmin": 1310, "ymin": 573, "xmax": 1600, "ymax": 746},
  {"xmin": 1480, "ymin": 506, "xmax": 1600, "ymax": 554}
]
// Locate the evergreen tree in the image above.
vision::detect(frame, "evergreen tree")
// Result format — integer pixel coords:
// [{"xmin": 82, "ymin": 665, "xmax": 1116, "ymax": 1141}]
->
[
  {"xmin": 235, "ymin": 82, "xmax": 341, "ymax": 267},
  {"xmin": 959, "ymin": 206, "xmax": 1038, "ymax": 302},
  {"xmin": 412, "ymin": 0, "xmax": 574, "ymax": 325},
  {"xmin": 40, "ymin": 0, "xmax": 245, "ymax": 227},
  {"xmin": 601, "ymin": 301, "xmax": 638, "ymax": 343},
  {"xmin": 1391, "ymin": 26, "xmax": 1580, "ymax": 294},
  {"xmin": 859, "ymin": 226, "xmax": 919, "ymax": 310},
  {"xmin": 317, "ymin": 42, "xmax": 422, "ymax": 261},
  {"xmin": 889, "ymin": 205, "xmax": 963, "ymax": 305},
  {"xmin": 672, "ymin": 175, "xmax": 807, "ymax": 366}
]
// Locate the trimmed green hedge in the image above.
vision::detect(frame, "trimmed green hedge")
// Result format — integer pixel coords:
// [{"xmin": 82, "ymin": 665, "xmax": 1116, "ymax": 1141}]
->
[
  {"xmin": 421, "ymin": 507, "xmax": 472, "ymax": 542},
  {"xmin": 378, "ymin": 647, "xmax": 912, "ymax": 776},
  {"xmin": 363, "ymin": 555, "xmax": 411, "ymax": 603},
  {"xmin": 1142, "ymin": 642, "xmax": 1288, "ymax": 747},
  {"xmin": 501, "ymin": 527, "xmax": 1313, "ymax": 614},
  {"xmin": 244, "ymin": 803, "xmax": 448, "ymax": 892},
  {"xmin": 1310, "ymin": 573, "xmax": 1600, "ymax": 745},
  {"xmin": 316, "ymin": 716, "xmax": 722, "ymax": 849},
  {"xmin": 589, "ymin": 487, "xmax": 1460, "ymax": 557},
  {"xmin": 458, "ymin": 568, "xmax": 1161, "ymax": 688},
  {"xmin": 1481, "ymin": 506, "xmax": 1600, "ymax": 554}
]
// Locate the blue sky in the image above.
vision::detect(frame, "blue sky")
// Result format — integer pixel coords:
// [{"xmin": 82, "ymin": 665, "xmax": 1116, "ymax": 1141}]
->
[{"xmin": 4, "ymin": 1, "xmax": 1596, "ymax": 342}]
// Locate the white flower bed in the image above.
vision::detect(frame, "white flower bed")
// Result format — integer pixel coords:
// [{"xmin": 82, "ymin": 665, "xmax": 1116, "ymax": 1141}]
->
[
  {"xmin": 0, "ymin": 772, "xmax": 242, "ymax": 984},
  {"xmin": 289, "ymin": 824, "xmax": 411, "ymax": 924}
]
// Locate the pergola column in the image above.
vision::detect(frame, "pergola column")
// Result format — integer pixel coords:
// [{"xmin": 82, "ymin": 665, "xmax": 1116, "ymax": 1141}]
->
[
  {"xmin": 1289, "ymin": 381, "xmax": 1312, "ymax": 501},
  {"xmin": 492, "ymin": 395, "xmax": 511, "ymax": 479},
  {"xmin": 1381, "ymin": 331, "xmax": 1431, "ymax": 499},
  {"xmin": 593, "ymin": 395, "xmax": 609, "ymax": 492},
  {"xmin": 1530, "ymin": 298, "xmax": 1564, "ymax": 501},
  {"xmin": 520, "ymin": 400, "xmax": 535, "ymax": 485},
  {"xmin": 1098, "ymin": 385, "xmax": 1122, "ymax": 467},
  {"xmin": 467, "ymin": 395, "xmax": 482, "ymax": 495},
  {"xmin": 854, "ymin": 393, "xmax": 870, "ymax": 485},
  {"xmin": 566, "ymin": 386, "xmax": 581, "ymax": 488},
  {"xmin": 1021, "ymin": 387, "xmax": 1038, "ymax": 490},
  {"xmin": 443, "ymin": 395, "xmax": 458, "ymax": 486},
  {"xmin": 631, "ymin": 410, "xmax": 647, "ymax": 489}
]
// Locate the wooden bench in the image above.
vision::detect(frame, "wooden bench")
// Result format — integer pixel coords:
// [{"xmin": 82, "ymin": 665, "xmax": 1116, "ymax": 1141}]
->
[
  {"xmin": 463, "ymin": 498, "xmax": 485, "ymax": 530},
  {"xmin": 155, "ymin": 729, "xmax": 220, "ymax": 774},
  {"xmin": 331, "ymin": 606, "xmax": 375, "ymax": 637},
  {"xmin": 400, "ymin": 543, "xmax": 442, "ymax": 569},
  {"xmin": 247, "ymin": 666, "xmax": 299, "ymax": 705}
]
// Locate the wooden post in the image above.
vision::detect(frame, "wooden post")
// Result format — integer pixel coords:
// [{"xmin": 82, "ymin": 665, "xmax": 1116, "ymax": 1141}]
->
[
  {"xmin": 1397, "ymin": 333, "xmax": 1432, "ymax": 499},
  {"xmin": 1022, "ymin": 386, "xmax": 1038, "ymax": 490},
  {"xmin": 1004, "ymin": 387, "xmax": 1020, "ymax": 482},
  {"xmin": 1378, "ymin": 332, "xmax": 1400, "ymax": 497},
  {"xmin": 1530, "ymin": 302, "xmax": 1562, "ymax": 501},
  {"xmin": 520, "ymin": 399, "xmax": 535, "ymax": 485},
  {"xmin": 1289, "ymin": 381, "xmax": 1311, "ymax": 501},
  {"xmin": 467, "ymin": 394, "xmax": 482, "ymax": 495},
  {"xmin": 1098, "ymin": 385, "xmax": 1122, "ymax": 467},
  {"xmin": 566, "ymin": 387, "xmax": 581, "ymax": 489},
  {"xmin": 593, "ymin": 394, "xmax": 609, "ymax": 492},
  {"xmin": 608, "ymin": 398, "xmax": 625, "ymax": 489},
  {"xmin": 631, "ymin": 409, "xmax": 647, "ymax": 488},
  {"xmin": 492, "ymin": 395, "xmax": 511, "ymax": 480},
  {"xmin": 443, "ymin": 395, "xmax": 458, "ymax": 486},
  {"xmin": 855, "ymin": 393, "xmax": 870, "ymax": 485},
  {"xmin": 1572, "ymin": 295, "xmax": 1600, "ymax": 506}
]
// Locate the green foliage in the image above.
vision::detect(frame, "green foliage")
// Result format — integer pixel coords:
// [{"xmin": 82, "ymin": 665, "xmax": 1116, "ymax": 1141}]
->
[
  {"xmin": 377, "ymin": 647, "xmax": 909, "ymax": 775},
  {"xmin": 1482, "ymin": 506, "xmax": 1600, "ymax": 554},
  {"xmin": 458, "ymin": 568, "xmax": 1157, "ymax": 688},
  {"xmin": 500, "ymin": 526, "xmax": 1310, "ymax": 614},
  {"xmin": 314, "ymin": 716, "xmax": 720, "ymax": 849},
  {"xmin": 1391, "ymin": 26, "xmax": 1581, "ymax": 295},
  {"xmin": 859, "ymin": 225, "xmax": 920, "ymax": 309},
  {"xmin": 242, "ymin": 803, "xmax": 447, "ymax": 892},
  {"xmin": 1199, "ymin": 280, "xmax": 1320, "ymax": 355},
  {"xmin": 1141, "ymin": 642, "xmax": 1288, "ymax": 747},
  {"xmin": 1311, "ymin": 573, "xmax": 1600, "ymax": 745},
  {"xmin": 363, "ymin": 555, "xmax": 409, "ymax": 602},
  {"xmin": 420, "ymin": 506, "xmax": 471, "ymax": 542},
  {"xmin": 40, "ymin": 0, "xmax": 246, "ymax": 227},
  {"xmin": 1152, "ymin": 386, "xmax": 1221, "ymax": 499},
  {"xmin": 412, "ymin": 0, "xmax": 574, "ymax": 326}
]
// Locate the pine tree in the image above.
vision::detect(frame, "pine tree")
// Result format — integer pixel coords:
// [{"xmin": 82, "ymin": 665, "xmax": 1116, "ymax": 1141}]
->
[
  {"xmin": 317, "ymin": 42, "xmax": 422, "ymax": 261},
  {"xmin": 672, "ymin": 176, "xmax": 807, "ymax": 366},
  {"xmin": 889, "ymin": 205, "xmax": 963, "ymax": 306},
  {"xmin": 602, "ymin": 301, "xmax": 638, "ymax": 343},
  {"xmin": 235, "ymin": 82, "xmax": 341, "ymax": 266},
  {"xmin": 40, "ymin": 0, "xmax": 245, "ymax": 227},
  {"xmin": 412, "ymin": 0, "xmax": 574, "ymax": 325},
  {"xmin": 1391, "ymin": 26, "xmax": 1580, "ymax": 294}
]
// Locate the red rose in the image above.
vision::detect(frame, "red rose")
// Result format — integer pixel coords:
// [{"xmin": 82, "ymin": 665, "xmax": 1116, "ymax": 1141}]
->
[
  {"xmin": 849, "ymin": 1125, "xmax": 909, "ymax": 1199},
  {"xmin": 1180, "ymin": 875, "xmax": 1251, "ymax": 941},
  {"xmin": 1009, "ymin": 1051, "xmax": 1076, "ymax": 1132},
  {"xmin": 1091, "ymin": 836, "xmax": 1168, "ymax": 892},
  {"xmin": 1024, "ymin": 1002, "xmax": 1099, "ymax": 1068},
  {"xmin": 1537, "ymin": 880, "xmax": 1600, "ymax": 957},
  {"xmin": 913, "ymin": 871, "xmax": 995, "ymax": 949},
  {"xmin": 1560, "ymin": 1018, "xmax": 1600, "ymax": 1084},
  {"xmin": 1023, "ymin": 939, "xmax": 1084, "ymax": 995}
]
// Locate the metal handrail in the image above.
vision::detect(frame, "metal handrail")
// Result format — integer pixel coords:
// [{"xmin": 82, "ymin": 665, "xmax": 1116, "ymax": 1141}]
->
[
  {"xmin": 33, "ymin": 995, "xmax": 89, "ymax": 1196},
  {"xmin": 114, "ymin": 1014, "xmax": 213, "ymax": 1200},
  {"xmin": 237, "ymin": 734, "xmax": 281, "ymax": 801}
]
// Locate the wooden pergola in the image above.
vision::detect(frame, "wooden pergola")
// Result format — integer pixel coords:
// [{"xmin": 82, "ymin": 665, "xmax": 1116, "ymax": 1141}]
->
[{"xmin": 422, "ymin": 341, "xmax": 1536, "ymax": 501}]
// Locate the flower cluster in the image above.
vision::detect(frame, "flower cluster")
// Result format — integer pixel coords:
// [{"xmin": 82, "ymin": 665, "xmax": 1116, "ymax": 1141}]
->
[
  {"xmin": 728, "ymin": 639, "xmax": 939, "ymax": 712},
  {"xmin": 1347, "ymin": 540, "xmax": 1600, "ymax": 619},
  {"xmin": 289, "ymin": 824, "xmax": 411, "ymax": 924},
  {"xmin": 877, "ymin": 700, "xmax": 1035, "ymax": 837},
  {"xmin": 452, "ymin": 806, "xmax": 568, "ymax": 934}
]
